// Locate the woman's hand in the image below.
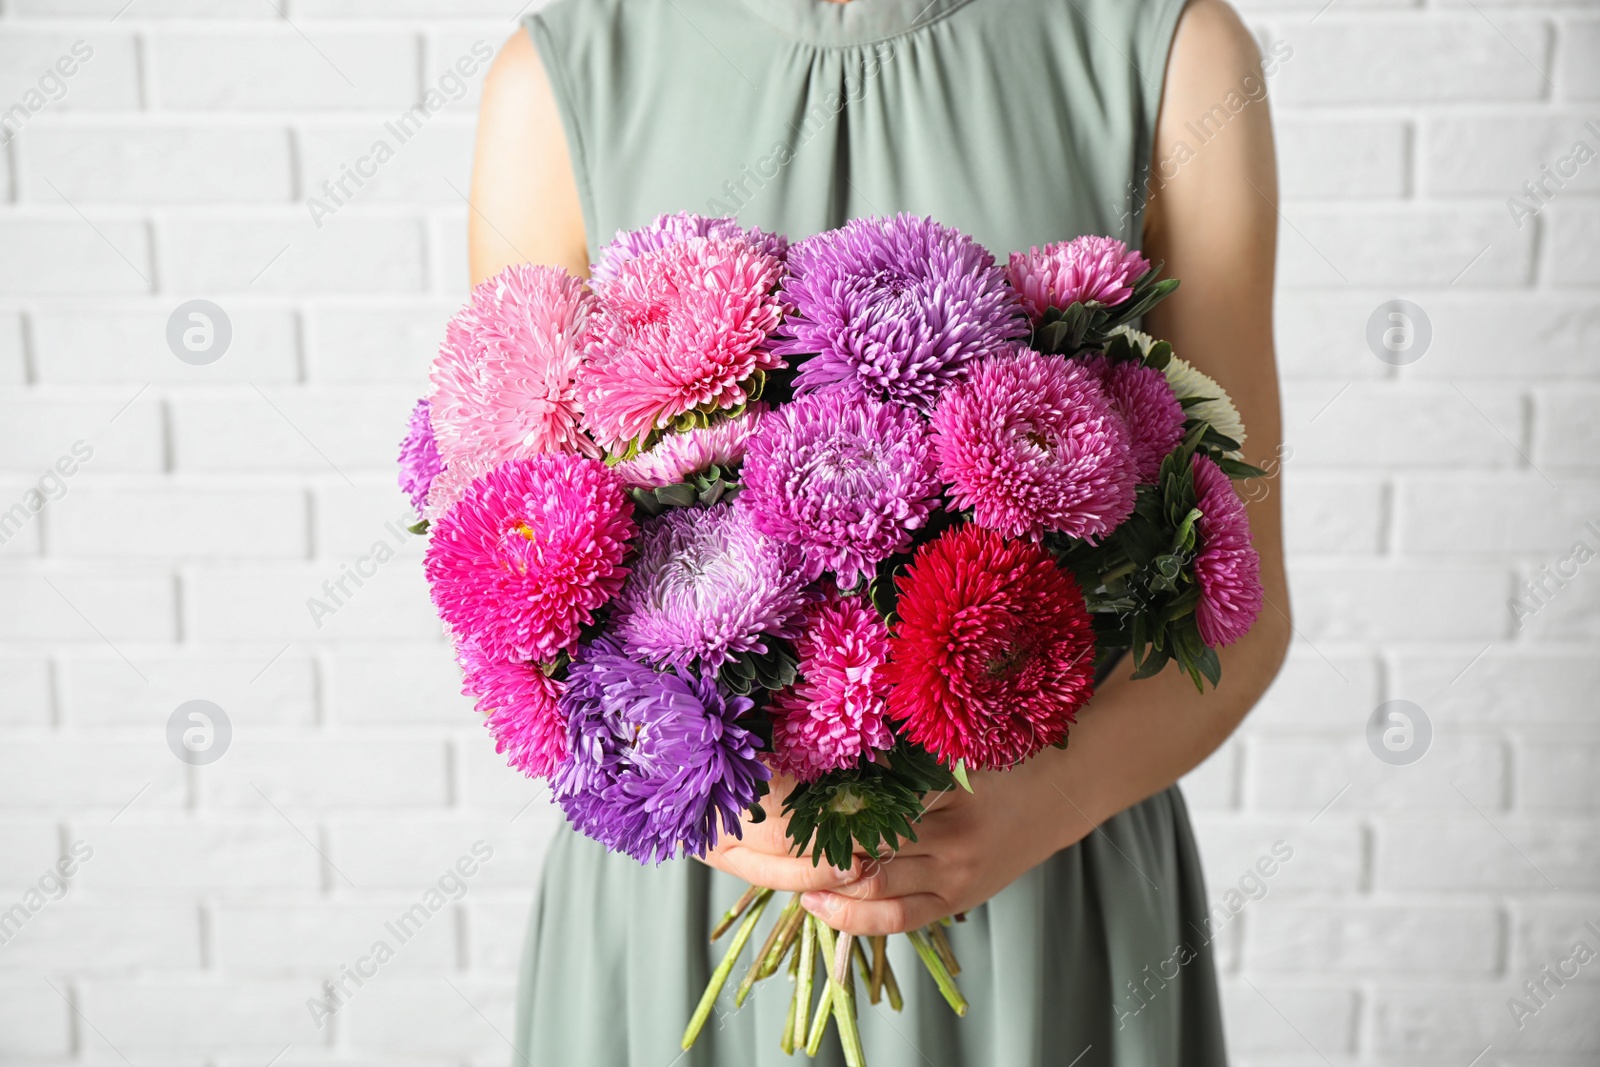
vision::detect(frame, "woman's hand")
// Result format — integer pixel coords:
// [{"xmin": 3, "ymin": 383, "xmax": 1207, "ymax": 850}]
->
[
  {"xmin": 698, "ymin": 773, "xmax": 867, "ymax": 894},
  {"xmin": 798, "ymin": 749, "xmax": 1094, "ymax": 937}
]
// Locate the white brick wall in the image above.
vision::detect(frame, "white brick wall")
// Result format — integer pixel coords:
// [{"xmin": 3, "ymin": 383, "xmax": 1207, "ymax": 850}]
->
[{"xmin": 0, "ymin": 1, "xmax": 1594, "ymax": 1064}]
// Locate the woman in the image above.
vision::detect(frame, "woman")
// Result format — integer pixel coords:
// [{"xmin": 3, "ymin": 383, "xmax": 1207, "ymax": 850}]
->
[{"xmin": 470, "ymin": 0, "xmax": 1290, "ymax": 1062}]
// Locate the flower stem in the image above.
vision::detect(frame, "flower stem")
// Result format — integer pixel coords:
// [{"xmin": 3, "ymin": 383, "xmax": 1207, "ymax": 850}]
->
[
  {"xmin": 760, "ymin": 896, "xmax": 807, "ymax": 980},
  {"xmin": 853, "ymin": 936, "xmax": 876, "ymax": 1005},
  {"xmin": 737, "ymin": 894, "xmax": 799, "ymax": 1006},
  {"xmin": 907, "ymin": 927, "xmax": 968, "ymax": 1017},
  {"xmin": 881, "ymin": 947, "xmax": 903, "ymax": 1012},
  {"xmin": 681, "ymin": 888, "xmax": 773, "ymax": 1050},
  {"xmin": 868, "ymin": 935, "xmax": 887, "ymax": 1004},
  {"xmin": 929, "ymin": 921, "xmax": 962, "ymax": 976},
  {"xmin": 795, "ymin": 914, "xmax": 816, "ymax": 1044},
  {"xmin": 780, "ymin": 970, "xmax": 799, "ymax": 1056},
  {"xmin": 710, "ymin": 883, "xmax": 763, "ymax": 942},
  {"xmin": 813, "ymin": 920, "xmax": 866, "ymax": 1067}
]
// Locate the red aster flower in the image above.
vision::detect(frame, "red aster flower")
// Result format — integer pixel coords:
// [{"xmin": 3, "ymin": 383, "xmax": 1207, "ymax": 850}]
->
[{"xmin": 883, "ymin": 524, "xmax": 1096, "ymax": 769}]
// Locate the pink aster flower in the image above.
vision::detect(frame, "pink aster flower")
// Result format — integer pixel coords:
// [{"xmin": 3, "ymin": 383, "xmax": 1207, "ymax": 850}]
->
[
  {"xmin": 1006, "ymin": 235, "xmax": 1151, "ymax": 321},
  {"xmin": 457, "ymin": 641, "xmax": 566, "ymax": 778},
  {"xmin": 767, "ymin": 592, "xmax": 894, "ymax": 782},
  {"xmin": 741, "ymin": 391, "xmax": 943, "ymax": 589},
  {"xmin": 590, "ymin": 212, "xmax": 788, "ymax": 285},
  {"xmin": 425, "ymin": 454, "xmax": 634, "ymax": 664},
  {"xmin": 1192, "ymin": 454, "xmax": 1263, "ymax": 647},
  {"xmin": 615, "ymin": 404, "xmax": 767, "ymax": 489},
  {"xmin": 932, "ymin": 348, "xmax": 1136, "ymax": 542},
  {"xmin": 579, "ymin": 237, "xmax": 786, "ymax": 451},
  {"xmin": 1079, "ymin": 355, "xmax": 1187, "ymax": 483},
  {"xmin": 427, "ymin": 264, "xmax": 598, "ymax": 517}
]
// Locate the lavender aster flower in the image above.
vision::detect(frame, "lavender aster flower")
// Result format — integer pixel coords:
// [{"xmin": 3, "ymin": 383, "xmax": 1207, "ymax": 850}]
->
[
  {"xmin": 552, "ymin": 636, "xmax": 769, "ymax": 864},
  {"xmin": 590, "ymin": 212, "xmax": 788, "ymax": 286},
  {"xmin": 398, "ymin": 398, "xmax": 445, "ymax": 514},
  {"xmin": 776, "ymin": 214, "xmax": 1027, "ymax": 412},
  {"xmin": 612, "ymin": 502, "xmax": 808, "ymax": 671},
  {"xmin": 741, "ymin": 392, "xmax": 942, "ymax": 588}
]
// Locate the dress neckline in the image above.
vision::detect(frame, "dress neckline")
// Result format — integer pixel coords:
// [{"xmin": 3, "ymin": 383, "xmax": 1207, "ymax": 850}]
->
[{"xmin": 736, "ymin": 0, "xmax": 976, "ymax": 47}]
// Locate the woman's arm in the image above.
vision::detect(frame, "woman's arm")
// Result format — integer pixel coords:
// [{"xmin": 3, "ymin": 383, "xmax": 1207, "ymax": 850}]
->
[{"xmin": 801, "ymin": 0, "xmax": 1293, "ymax": 936}]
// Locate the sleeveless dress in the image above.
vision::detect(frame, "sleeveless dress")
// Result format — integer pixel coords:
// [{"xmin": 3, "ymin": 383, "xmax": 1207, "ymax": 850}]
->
[{"xmin": 513, "ymin": 0, "xmax": 1228, "ymax": 1063}]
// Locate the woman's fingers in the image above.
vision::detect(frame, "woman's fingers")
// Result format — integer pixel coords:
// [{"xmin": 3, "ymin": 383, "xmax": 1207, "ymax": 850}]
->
[
  {"xmin": 707, "ymin": 844, "xmax": 862, "ymax": 894},
  {"xmin": 832, "ymin": 854, "xmax": 939, "ymax": 902},
  {"xmin": 799, "ymin": 889, "xmax": 949, "ymax": 937}
]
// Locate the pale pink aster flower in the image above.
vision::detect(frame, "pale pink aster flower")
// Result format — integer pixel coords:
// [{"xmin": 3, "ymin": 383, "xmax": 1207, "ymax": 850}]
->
[
  {"xmin": 1192, "ymin": 454, "xmax": 1263, "ymax": 647},
  {"xmin": 1006, "ymin": 235, "xmax": 1151, "ymax": 321},
  {"xmin": 614, "ymin": 404, "xmax": 767, "ymax": 489},
  {"xmin": 590, "ymin": 212, "xmax": 787, "ymax": 285}
]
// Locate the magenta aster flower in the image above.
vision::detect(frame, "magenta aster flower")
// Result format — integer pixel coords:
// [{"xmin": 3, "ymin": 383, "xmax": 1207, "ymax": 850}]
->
[
  {"xmin": 457, "ymin": 641, "xmax": 566, "ymax": 778},
  {"xmin": 1191, "ymin": 454, "xmax": 1263, "ymax": 647},
  {"xmin": 579, "ymin": 237, "xmax": 786, "ymax": 451},
  {"xmin": 1006, "ymin": 235, "xmax": 1151, "ymax": 321},
  {"xmin": 741, "ymin": 391, "xmax": 942, "ymax": 588},
  {"xmin": 426, "ymin": 264, "xmax": 598, "ymax": 517},
  {"xmin": 590, "ymin": 212, "xmax": 788, "ymax": 285},
  {"xmin": 776, "ymin": 214, "xmax": 1026, "ymax": 412},
  {"xmin": 425, "ymin": 454, "xmax": 634, "ymax": 664},
  {"xmin": 767, "ymin": 592, "xmax": 893, "ymax": 782},
  {"xmin": 1080, "ymin": 354, "xmax": 1187, "ymax": 483},
  {"xmin": 615, "ymin": 404, "xmax": 767, "ymax": 489},
  {"xmin": 552, "ymin": 635, "xmax": 770, "ymax": 864},
  {"xmin": 611, "ymin": 502, "xmax": 808, "ymax": 672},
  {"xmin": 398, "ymin": 397, "xmax": 445, "ymax": 514},
  {"xmin": 932, "ymin": 348, "xmax": 1136, "ymax": 542}
]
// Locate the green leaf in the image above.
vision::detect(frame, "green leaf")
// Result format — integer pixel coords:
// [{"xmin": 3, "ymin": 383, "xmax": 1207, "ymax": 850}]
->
[
  {"xmin": 406, "ymin": 518, "xmax": 430, "ymax": 536},
  {"xmin": 951, "ymin": 760, "xmax": 972, "ymax": 793}
]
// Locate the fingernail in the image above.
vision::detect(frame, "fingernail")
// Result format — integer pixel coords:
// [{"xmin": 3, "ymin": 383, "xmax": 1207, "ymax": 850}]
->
[
  {"xmin": 834, "ymin": 865, "xmax": 856, "ymax": 885},
  {"xmin": 801, "ymin": 891, "xmax": 825, "ymax": 912}
]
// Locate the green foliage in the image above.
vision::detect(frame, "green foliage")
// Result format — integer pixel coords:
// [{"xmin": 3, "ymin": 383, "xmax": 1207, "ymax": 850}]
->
[
  {"xmin": 628, "ymin": 464, "xmax": 742, "ymax": 518},
  {"xmin": 782, "ymin": 740, "xmax": 958, "ymax": 869},
  {"xmin": 718, "ymin": 639, "xmax": 799, "ymax": 697},
  {"xmin": 1029, "ymin": 265, "xmax": 1181, "ymax": 357}
]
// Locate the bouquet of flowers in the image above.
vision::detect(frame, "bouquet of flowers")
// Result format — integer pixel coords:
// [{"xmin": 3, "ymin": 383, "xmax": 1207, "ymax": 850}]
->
[{"xmin": 399, "ymin": 212, "xmax": 1265, "ymax": 1065}]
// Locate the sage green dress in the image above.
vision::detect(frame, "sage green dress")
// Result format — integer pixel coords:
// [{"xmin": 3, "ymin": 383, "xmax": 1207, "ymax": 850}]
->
[{"xmin": 514, "ymin": 0, "xmax": 1228, "ymax": 1063}]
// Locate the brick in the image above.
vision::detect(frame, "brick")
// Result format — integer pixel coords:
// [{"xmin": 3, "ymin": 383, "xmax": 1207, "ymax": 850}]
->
[
  {"xmin": 0, "ymin": 740, "xmax": 185, "ymax": 810},
  {"xmin": 1283, "ymin": 473, "xmax": 1385, "ymax": 556},
  {"xmin": 30, "ymin": 306, "xmax": 300, "ymax": 384},
  {"xmin": 79, "ymin": 979, "xmax": 321, "ymax": 1053},
  {"xmin": 0, "ymin": 904, "xmax": 199, "ymax": 971},
  {"xmin": 0, "ymin": 655, "xmax": 52, "ymax": 726},
  {"xmin": 11, "ymin": 0, "xmax": 277, "ymax": 13},
  {"xmin": 1521, "ymin": 741, "xmax": 1600, "ymax": 808},
  {"xmin": 1424, "ymin": 113, "xmax": 1600, "ymax": 197},
  {"xmin": 337, "ymin": 977, "xmax": 515, "ymax": 1055},
  {"xmin": 1246, "ymin": 902, "xmax": 1502, "ymax": 974},
  {"xmin": 159, "ymin": 217, "xmax": 426, "ymax": 295},
  {"xmin": 1511, "ymin": 903, "xmax": 1600, "ymax": 977},
  {"xmin": 1273, "ymin": 294, "xmax": 1397, "ymax": 382},
  {"xmin": 1400, "ymin": 294, "xmax": 1600, "ymax": 379},
  {"xmin": 0, "ymin": 313, "xmax": 25, "ymax": 384},
  {"xmin": 1516, "ymin": 562, "xmax": 1600, "ymax": 639},
  {"xmin": 1290, "ymin": 562, "xmax": 1510, "ymax": 641},
  {"xmin": 0, "ymin": 822, "xmax": 61, "ymax": 888},
  {"xmin": 0, "ymin": 393, "xmax": 164, "ymax": 472},
  {"xmin": 1190, "ymin": 817, "xmax": 1364, "ymax": 895},
  {"xmin": 464, "ymin": 898, "xmax": 530, "ymax": 972},
  {"xmin": 211, "ymin": 901, "xmax": 456, "ymax": 973},
  {"xmin": 169, "ymin": 388, "xmax": 418, "ymax": 473},
  {"xmin": 1284, "ymin": 382, "xmax": 1525, "ymax": 469},
  {"xmin": 456, "ymin": 734, "xmax": 554, "ymax": 812},
  {"xmin": 1270, "ymin": 19, "xmax": 1550, "ymax": 105},
  {"xmin": 297, "ymin": 119, "xmax": 474, "ymax": 206},
  {"xmin": 83, "ymin": 821, "xmax": 323, "ymax": 890},
  {"xmin": 150, "ymin": 32, "xmax": 418, "ymax": 111},
  {"xmin": 1249, "ymin": 734, "xmax": 1507, "ymax": 811},
  {"xmin": 1179, "ymin": 739, "xmax": 1238, "ymax": 811},
  {"xmin": 1560, "ymin": 18, "xmax": 1600, "ymax": 100},
  {"xmin": 1277, "ymin": 207, "xmax": 1533, "ymax": 288},
  {"xmin": 61, "ymin": 650, "xmax": 317, "ymax": 728},
  {"xmin": 202, "ymin": 739, "xmax": 449, "ymax": 809},
  {"xmin": 324, "ymin": 646, "xmax": 473, "ymax": 727},
  {"xmin": 297, "ymin": 0, "xmax": 517, "ymax": 15},
  {"xmin": 0, "ymin": 33, "xmax": 140, "ymax": 115},
  {"xmin": 1397, "ymin": 476, "xmax": 1600, "ymax": 555},
  {"xmin": 1394, "ymin": 649, "xmax": 1600, "ymax": 725},
  {"xmin": 329, "ymin": 818, "xmax": 556, "ymax": 892},
  {"xmin": 1216, "ymin": 980, "xmax": 1357, "ymax": 1055},
  {"xmin": 1276, "ymin": 117, "xmax": 1408, "ymax": 199},
  {"xmin": 304, "ymin": 302, "xmax": 455, "ymax": 383},
  {"xmin": 0, "ymin": 571, "xmax": 174, "ymax": 643},
  {"xmin": 0, "ymin": 219, "xmax": 151, "ymax": 295},
  {"xmin": 51, "ymin": 486, "xmax": 309, "ymax": 558},
  {"xmin": 0, "ymin": 978, "xmax": 72, "ymax": 1058},
  {"xmin": 1371, "ymin": 982, "xmax": 1600, "ymax": 1054},
  {"xmin": 0, "ymin": 481, "xmax": 44, "ymax": 556},
  {"xmin": 1546, "ymin": 205, "xmax": 1600, "ymax": 285},
  {"xmin": 1246, "ymin": 648, "xmax": 1381, "ymax": 730},
  {"xmin": 21, "ymin": 125, "xmax": 294, "ymax": 203},
  {"xmin": 425, "ymin": 32, "xmax": 501, "ymax": 115},
  {"xmin": 433, "ymin": 210, "xmax": 471, "ymax": 297},
  {"xmin": 1533, "ymin": 384, "xmax": 1600, "ymax": 466},
  {"xmin": 313, "ymin": 484, "xmax": 423, "ymax": 557},
  {"xmin": 1375, "ymin": 817, "xmax": 1600, "ymax": 891},
  {"xmin": 186, "ymin": 561, "xmax": 438, "ymax": 643}
]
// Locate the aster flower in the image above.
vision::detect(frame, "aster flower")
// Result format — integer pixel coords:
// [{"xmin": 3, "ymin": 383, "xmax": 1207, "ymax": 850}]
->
[
  {"xmin": 457, "ymin": 641, "xmax": 566, "ymax": 778},
  {"xmin": 398, "ymin": 397, "xmax": 445, "ymax": 514},
  {"xmin": 1006, "ymin": 235, "xmax": 1150, "ymax": 321},
  {"xmin": 426, "ymin": 264, "xmax": 598, "ymax": 518},
  {"xmin": 1079, "ymin": 354, "xmax": 1187, "ymax": 483},
  {"xmin": 552, "ymin": 636, "xmax": 770, "ymax": 864},
  {"xmin": 1164, "ymin": 354, "xmax": 1247, "ymax": 453},
  {"xmin": 580, "ymin": 237, "xmax": 786, "ymax": 451},
  {"xmin": 615, "ymin": 404, "xmax": 767, "ymax": 489},
  {"xmin": 425, "ymin": 454, "xmax": 633, "ymax": 665},
  {"xmin": 1192, "ymin": 455, "xmax": 1263, "ymax": 647},
  {"xmin": 741, "ymin": 392, "xmax": 942, "ymax": 587},
  {"xmin": 776, "ymin": 214, "xmax": 1026, "ymax": 412},
  {"xmin": 612, "ymin": 502, "xmax": 808, "ymax": 672},
  {"xmin": 767, "ymin": 592, "xmax": 894, "ymax": 782},
  {"xmin": 590, "ymin": 212, "xmax": 788, "ymax": 285},
  {"xmin": 883, "ymin": 524, "xmax": 1096, "ymax": 770},
  {"xmin": 931, "ymin": 348, "xmax": 1137, "ymax": 542}
]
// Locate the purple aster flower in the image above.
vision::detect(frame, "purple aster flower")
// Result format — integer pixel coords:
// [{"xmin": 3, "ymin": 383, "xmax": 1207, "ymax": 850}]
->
[
  {"xmin": 611, "ymin": 502, "xmax": 808, "ymax": 671},
  {"xmin": 741, "ymin": 392, "xmax": 942, "ymax": 588},
  {"xmin": 398, "ymin": 398, "xmax": 445, "ymax": 514},
  {"xmin": 551, "ymin": 636, "xmax": 770, "ymax": 864},
  {"xmin": 775, "ymin": 214, "xmax": 1027, "ymax": 412},
  {"xmin": 589, "ymin": 211, "xmax": 788, "ymax": 286}
]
